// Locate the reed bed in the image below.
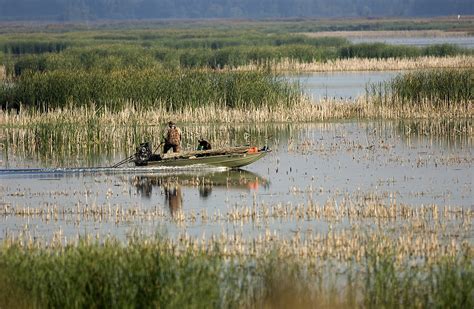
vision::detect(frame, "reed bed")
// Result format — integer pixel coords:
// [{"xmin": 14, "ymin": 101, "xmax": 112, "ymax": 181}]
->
[
  {"xmin": 1, "ymin": 24, "xmax": 471, "ymax": 76},
  {"xmin": 1, "ymin": 16, "xmax": 471, "ymax": 35},
  {"xmin": 7, "ymin": 44, "xmax": 471, "ymax": 76},
  {"xmin": 370, "ymin": 68, "xmax": 473, "ymax": 108},
  {"xmin": 1, "ymin": 39, "xmax": 70, "ymax": 55},
  {"xmin": 1, "ymin": 69, "xmax": 299, "ymax": 110},
  {"xmin": 3, "ymin": 118, "xmax": 471, "ymax": 166},
  {"xmin": 237, "ymin": 55, "xmax": 474, "ymax": 72},
  {"xmin": 2, "ymin": 95, "xmax": 472, "ymax": 127},
  {"xmin": 0, "ymin": 227, "xmax": 471, "ymax": 308},
  {"xmin": 0, "ymin": 171, "xmax": 474, "ymax": 307},
  {"xmin": 2, "ymin": 195, "xmax": 472, "ymax": 245},
  {"xmin": 2, "ymin": 66, "xmax": 472, "ymax": 163}
]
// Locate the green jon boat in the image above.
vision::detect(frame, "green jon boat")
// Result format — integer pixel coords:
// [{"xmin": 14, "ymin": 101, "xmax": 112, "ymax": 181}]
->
[{"xmin": 134, "ymin": 144, "xmax": 270, "ymax": 169}]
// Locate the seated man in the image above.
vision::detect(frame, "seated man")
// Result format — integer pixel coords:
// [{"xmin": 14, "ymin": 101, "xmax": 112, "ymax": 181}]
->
[
  {"xmin": 197, "ymin": 139, "xmax": 212, "ymax": 150},
  {"xmin": 163, "ymin": 121, "xmax": 182, "ymax": 153}
]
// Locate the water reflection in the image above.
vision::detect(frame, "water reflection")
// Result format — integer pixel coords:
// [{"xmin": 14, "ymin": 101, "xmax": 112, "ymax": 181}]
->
[
  {"xmin": 164, "ymin": 184, "xmax": 182, "ymax": 217},
  {"xmin": 131, "ymin": 169, "xmax": 269, "ymax": 215}
]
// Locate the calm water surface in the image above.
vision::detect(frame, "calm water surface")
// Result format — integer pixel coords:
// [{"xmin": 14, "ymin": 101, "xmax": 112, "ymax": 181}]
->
[
  {"xmin": 290, "ymin": 71, "xmax": 399, "ymax": 100},
  {"xmin": 1, "ymin": 121, "xmax": 472, "ymax": 240},
  {"xmin": 350, "ymin": 36, "xmax": 474, "ymax": 48}
]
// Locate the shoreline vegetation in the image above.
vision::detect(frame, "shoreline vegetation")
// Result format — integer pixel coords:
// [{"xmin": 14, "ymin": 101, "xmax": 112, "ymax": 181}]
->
[
  {"xmin": 3, "ymin": 120, "xmax": 470, "ymax": 167},
  {"xmin": 2, "ymin": 98, "xmax": 473, "ymax": 127},
  {"xmin": 238, "ymin": 55, "xmax": 473, "ymax": 72},
  {"xmin": 1, "ymin": 186, "xmax": 473, "ymax": 306},
  {"xmin": 1, "ymin": 68, "xmax": 472, "ymax": 124},
  {"xmin": 2, "ymin": 55, "xmax": 472, "ymax": 79},
  {"xmin": 0, "ymin": 19, "xmax": 472, "ymax": 78},
  {"xmin": 0, "ymin": 230, "xmax": 472, "ymax": 307}
]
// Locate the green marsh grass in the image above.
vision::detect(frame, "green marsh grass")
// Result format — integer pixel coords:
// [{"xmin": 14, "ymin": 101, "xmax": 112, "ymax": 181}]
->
[
  {"xmin": 7, "ymin": 42, "xmax": 471, "ymax": 75},
  {"xmin": 369, "ymin": 68, "xmax": 473, "ymax": 108},
  {"xmin": 0, "ymin": 236, "xmax": 472, "ymax": 308},
  {"xmin": 339, "ymin": 43, "xmax": 470, "ymax": 59},
  {"xmin": 1, "ymin": 39, "xmax": 70, "ymax": 55},
  {"xmin": 1, "ymin": 69, "xmax": 472, "ymax": 165},
  {"xmin": 3, "ymin": 69, "xmax": 300, "ymax": 110},
  {"xmin": 1, "ymin": 17, "xmax": 472, "ymax": 35},
  {"xmin": 389, "ymin": 69, "xmax": 472, "ymax": 106},
  {"xmin": 1, "ymin": 22, "xmax": 471, "ymax": 76}
]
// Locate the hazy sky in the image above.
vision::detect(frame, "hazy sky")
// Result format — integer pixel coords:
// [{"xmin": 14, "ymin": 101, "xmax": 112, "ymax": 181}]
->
[{"xmin": 0, "ymin": 0, "xmax": 472, "ymax": 21}]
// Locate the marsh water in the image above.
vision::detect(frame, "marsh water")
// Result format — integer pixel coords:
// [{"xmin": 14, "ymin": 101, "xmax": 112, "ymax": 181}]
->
[
  {"xmin": 290, "ymin": 71, "xmax": 399, "ymax": 101},
  {"xmin": 350, "ymin": 36, "xmax": 474, "ymax": 49},
  {"xmin": 1, "ymin": 121, "xmax": 472, "ymax": 241}
]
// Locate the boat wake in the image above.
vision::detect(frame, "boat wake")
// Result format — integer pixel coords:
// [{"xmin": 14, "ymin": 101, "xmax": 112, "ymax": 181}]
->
[{"xmin": 0, "ymin": 165, "xmax": 230, "ymax": 178}]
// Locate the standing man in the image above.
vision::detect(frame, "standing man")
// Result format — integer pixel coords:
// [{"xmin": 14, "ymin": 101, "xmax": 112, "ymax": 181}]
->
[{"xmin": 163, "ymin": 121, "xmax": 182, "ymax": 153}]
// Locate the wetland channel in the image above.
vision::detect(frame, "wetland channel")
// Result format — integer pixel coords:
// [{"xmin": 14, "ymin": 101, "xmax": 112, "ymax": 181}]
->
[
  {"xmin": 290, "ymin": 71, "xmax": 399, "ymax": 100},
  {"xmin": 1, "ymin": 120, "xmax": 472, "ymax": 242}
]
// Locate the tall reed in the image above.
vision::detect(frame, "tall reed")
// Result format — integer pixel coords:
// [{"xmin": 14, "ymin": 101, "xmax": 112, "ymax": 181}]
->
[
  {"xmin": 1, "ymin": 40, "xmax": 69, "ymax": 55},
  {"xmin": 2, "ymin": 68, "xmax": 300, "ymax": 110},
  {"xmin": 2, "ymin": 27, "xmax": 471, "ymax": 75},
  {"xmin": 369, "ymin": 68, "xmax": 473, "ymax": 108},
  {"xmin": 0, "ymin": 236, "xmax": 471, "ymax": 308},
  {"xmin": 339, "ymin": 43, "xmax": 470, "ymax": 59},
  {"xmin": 0, "ymin": 65, "xmax": 5, "ymax": 80},
  {"xmin": 237, "ymin": 55, "xmax": 474, "ymax": 72}
]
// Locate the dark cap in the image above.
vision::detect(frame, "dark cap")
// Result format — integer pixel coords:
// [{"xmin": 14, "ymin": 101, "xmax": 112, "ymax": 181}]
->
[{"xmin": 168, "ymin": 121, "xmax": 175, "ymax": 126}]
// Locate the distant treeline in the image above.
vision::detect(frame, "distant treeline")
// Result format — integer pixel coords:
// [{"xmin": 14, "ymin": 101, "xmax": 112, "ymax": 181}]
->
[{"xmin": 0, "ymin": 0, "xmax": 473, "ymax": 21}]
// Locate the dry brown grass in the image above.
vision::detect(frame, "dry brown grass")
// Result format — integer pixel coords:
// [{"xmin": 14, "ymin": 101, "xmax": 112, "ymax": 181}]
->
[
  {"xmin": 1, "ymin": 97, "xmax": 472, "ymax": 128},
  {"xmin": 237, "ymin": 55, "xmax": 474, "ymax": 72},
  {"xmin": 0, "ymin": 66, "xmax": 5, "ymax": 80},
  {"xmin": 3, "ymin": 200, "xmax": 472, "ymax": 264}
]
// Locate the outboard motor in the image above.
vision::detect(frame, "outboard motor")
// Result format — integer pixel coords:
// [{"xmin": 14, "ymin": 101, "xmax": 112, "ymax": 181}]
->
[{"xmin": 135, "ymin": 142, "xmax": 152, "ymax": 166}]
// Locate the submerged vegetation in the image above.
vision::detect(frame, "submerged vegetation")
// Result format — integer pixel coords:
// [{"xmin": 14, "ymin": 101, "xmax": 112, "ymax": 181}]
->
[{"xmin": 3, "ymin": 119, "xmax": 471, "ymax": 168}]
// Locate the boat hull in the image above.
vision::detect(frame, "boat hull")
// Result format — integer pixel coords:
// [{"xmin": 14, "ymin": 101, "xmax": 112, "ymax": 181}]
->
[{"xmin": 142, "ymin": 151, "xmax": 267, "ymax": 168}]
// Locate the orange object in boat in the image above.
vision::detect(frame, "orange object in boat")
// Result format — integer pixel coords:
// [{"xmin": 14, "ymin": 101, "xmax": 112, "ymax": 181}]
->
[
  {"xmin": 247, "ymin": 147, "xmax": 258, "ymax": 153},
  {"xmin": 248, "ymin": 180, "xmax": 259, "ymax": 190}
]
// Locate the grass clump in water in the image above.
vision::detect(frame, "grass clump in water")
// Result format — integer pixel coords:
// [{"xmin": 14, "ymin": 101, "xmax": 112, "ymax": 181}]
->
[{"xmin": 369, "ymin": 68, "xmax": 473, "ymax": 109}]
